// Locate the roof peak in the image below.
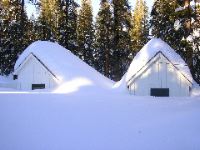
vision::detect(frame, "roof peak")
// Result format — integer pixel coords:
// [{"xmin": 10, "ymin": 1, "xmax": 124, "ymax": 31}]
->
[{"xmin": 125, "ymin": 38, "xmax": 193, "ymax": 83}]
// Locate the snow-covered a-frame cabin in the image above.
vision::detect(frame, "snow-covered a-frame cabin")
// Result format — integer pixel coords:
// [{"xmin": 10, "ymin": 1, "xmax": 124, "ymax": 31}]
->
[
  {"xmin": 13, "ymin": 41, "xmax": 63, "ymax": 90},
  {"xmin": 123, "ymin": 38, "xmax": 194, "ymax": 97},
  {"xmin": 13, "ymin": 41, "xmax": 112, "ymax": 91}
]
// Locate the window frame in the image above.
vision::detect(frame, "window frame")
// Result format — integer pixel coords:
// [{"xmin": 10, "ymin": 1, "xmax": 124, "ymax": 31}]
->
[
  {"xmin": 150, "ymin": 88, "xmax": 169, "ymax": 97},
  {"xmin": 32, "ymin": 84, "xmax": 45, "ymax": 90}
]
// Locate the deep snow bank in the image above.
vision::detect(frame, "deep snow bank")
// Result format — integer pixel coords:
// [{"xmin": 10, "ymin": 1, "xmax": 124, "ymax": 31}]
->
[
  {"xmin": 0, "ymin": 75, "xmax": 16, "ymax": 90},
  {"xmin": 191, "ymin": 83, "xmax": 200, "ymax": 97},
  {"xmin": 0, "ymin": 94, "xmax": 200, "ymax": 150},
  {"xmin": 0, "ymin": 75, "xmax": 12, "ymax": 84}
]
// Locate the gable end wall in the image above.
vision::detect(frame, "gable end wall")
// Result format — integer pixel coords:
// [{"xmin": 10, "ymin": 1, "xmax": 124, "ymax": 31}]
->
[
  {"xmin": 16, "ymin": 55, "xmax": 58, "ymax": 90},
  {"xmin": 129, "ymin": 54, "xmax": 192, "ymax": 97}
]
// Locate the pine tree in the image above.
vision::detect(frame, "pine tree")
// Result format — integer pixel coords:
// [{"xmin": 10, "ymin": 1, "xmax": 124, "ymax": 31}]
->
[
  {"xmin": 150, "ymin": 0, "xmax": 200, "ymax": 84},
  {"xmin": 27, "ymin": 14, "xmax": 40, "ymax": 42},
  {"xmin": 0, "ymin": 0, "xmax": 13, "ymax": 75},
  {"xmin": 189, "ymin": 0, "xmax": 200, "ymax": 84},
  {"xmin": 10, "ymin": 0, "xmax": 29, "ymax": 73},
  {"xmin": 174, "ymin": 0, "xmax": 194, "ymax": 70},
  {"xmin": 0, "ymin": 0, "xmax": 9, "ymax": 75},
  {"xmin": 39, "ymin": 0, "xmax": 60, "ymax": 41},
  {"xmin": 174, "ymin": 0, "xmax": 200, "ymax": 84},
  {"xmin": 28, "ymin": 0, "xmax": 42, "ymax": 42},
  {"xmin": 150, "ymin": 0, "xmax": 177, "ymax": 42},
  {"xmin": 193, "ymin": 1, "xmax": 200, "ymax": 84},
  {"xmin": 131, "ymin": 0, "xmax": 149, "ymax": 53},
  {"xmin": 57, "ymin": 0, "xmax": 78, "ymax": 53},
  {"xmin": 150, "ymin": 0, "xmax": 189, "ymax": 63},
  {"xmin": 95, "ymin": 0, "xmax": 113, "ymax": 77},
  {"xmin": 175, "ymin": 0, "xmax": 200, "ymax": 84},
  {"xmin": 0, "ymin": 0, "xmax": 29, "ymax": 75},
  {"xmin": 77, "ymin": 0, "xmax": 95, "ymax": 67},
  {"xmin": 112, "ymin": 0, "xmax": 132, "ymax": 80},
  {"xmin": 140, "ymin": 0, "xmax": 149, "ymax": 45}
]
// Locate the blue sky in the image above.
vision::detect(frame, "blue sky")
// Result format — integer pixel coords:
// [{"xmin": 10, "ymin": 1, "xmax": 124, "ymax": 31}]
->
[{"xmin": 26, "ymin": 0, "xmax": 154, "ymax": 18}]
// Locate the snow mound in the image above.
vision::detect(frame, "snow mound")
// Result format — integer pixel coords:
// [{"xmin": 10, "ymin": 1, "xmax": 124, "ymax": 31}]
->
[
  {"xmin": 0, "ymin": 75, "xmax": 17, "ymax": 90},
  {"xmin": 114, "ymin": 38, "xmax": 194, "ymax": 93},
  {"xmin": 0, "ymin": 76, "xmax": 11, "ymax": 84},
  {"xmin": 191, "ymin": 83, "xmax": 200, "ymax": 97},
  {"xmin": 125, "ymin": 38, "xmax": 193, "ymax": 83},
  {"xmin": 15, "ymin": 41, "xmax": 114, "ymax": 93},
  {"xmin": 113, "ymin": 73, "xmax": 129, "ymax": 93}
]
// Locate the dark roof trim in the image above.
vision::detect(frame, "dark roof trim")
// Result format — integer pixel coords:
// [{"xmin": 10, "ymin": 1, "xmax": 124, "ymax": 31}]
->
[
  {"xmin": 15, "ymin": 53, "xmax": 59, "ymax": 80},
  {"xmin": 127, "ymin": 51, "xmax": 192, "ymax": 85}
]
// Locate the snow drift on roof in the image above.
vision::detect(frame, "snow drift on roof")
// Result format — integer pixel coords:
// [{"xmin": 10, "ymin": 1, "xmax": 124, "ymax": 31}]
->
[
  {"xmin": 15, "ymin": 41, "xmax": 114, "ymax": 92},
  {"xmin": 116, "ymin": 38, "xmax": 193, "ymax": 90},
  {"xmin": 125, "ymin": 38, "xmax": 193, "ymax": 83}
]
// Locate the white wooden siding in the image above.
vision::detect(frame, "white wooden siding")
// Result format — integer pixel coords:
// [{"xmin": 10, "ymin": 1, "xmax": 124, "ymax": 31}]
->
[
  {"xmin": 16, "ymin": 55, "xmax": 58, "ymax": 90},
  {"xmin": 129, "ymin": 54, "xmax": 192, "ymax": 97}
]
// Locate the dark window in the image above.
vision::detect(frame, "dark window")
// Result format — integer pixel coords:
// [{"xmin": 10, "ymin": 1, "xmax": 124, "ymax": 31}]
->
[
  {"xmin": 189, "ymin": 86, "xmax": 192, "ymax": 92},
  {"xmin": 151, "ymin": 88, "xmax": 169, "ymax": 97},
  {"xmin": 32, "ymin": 84, "xmax": 45, "ymax": 90},
  {"xmin": 13, "ymin": 75, "xmax": 18, "ymax": 80}
]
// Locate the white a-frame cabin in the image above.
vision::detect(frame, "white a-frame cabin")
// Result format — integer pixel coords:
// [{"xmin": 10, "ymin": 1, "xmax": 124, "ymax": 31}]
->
[
  {"xmin": 125, "ymin": 38, "xmax": 194, "ymax": 97},
  {"xmin": 13, "ymin": 41, "xmax": 113, "ymax": 91},
  {"xmin": 13, "ymin": 41, "xmax": 64, "ymax": 90}
]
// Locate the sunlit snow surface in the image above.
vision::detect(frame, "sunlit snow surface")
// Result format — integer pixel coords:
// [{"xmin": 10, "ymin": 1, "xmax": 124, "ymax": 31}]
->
[
  {"xmin": 0, "ymin": 92, "xmax": 200, "ymax": 150},
  {"xmin": 1, "ymin": 61, "xmax": 200, "ymax": 150},
  {"xmin": 1, "ymin": 38, "xmax": 200, "ymax": 150}
]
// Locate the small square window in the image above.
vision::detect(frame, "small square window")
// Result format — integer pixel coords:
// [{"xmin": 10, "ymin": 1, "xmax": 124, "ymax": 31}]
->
[{"xmin": 13, "ymin": 75, "xmax": 18, "ymax": 80}]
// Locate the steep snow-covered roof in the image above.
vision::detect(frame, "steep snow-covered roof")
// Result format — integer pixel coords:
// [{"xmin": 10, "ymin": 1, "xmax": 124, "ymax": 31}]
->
[
  {"xmin": 14, "ymin": 41, "xmax": 113, "ymax": 91},
  {"xmin": 126, "ymin": 38, "xmax": 193, "ymax": 83}
]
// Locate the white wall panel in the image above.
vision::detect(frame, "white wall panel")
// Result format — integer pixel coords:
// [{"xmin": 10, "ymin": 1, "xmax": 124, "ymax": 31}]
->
[
  {"xmin": 130, "ymin": 54, "xmax": 192, "ymax": 97},
  {"xmin": 16, "ymin": 55, "xmax": 58, "ymax": 90}
]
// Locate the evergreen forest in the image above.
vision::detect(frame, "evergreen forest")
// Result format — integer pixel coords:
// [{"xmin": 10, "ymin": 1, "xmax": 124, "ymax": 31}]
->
[{"xmin": 0, "ymin": 0, "xmax": 200, "ymax": 84}]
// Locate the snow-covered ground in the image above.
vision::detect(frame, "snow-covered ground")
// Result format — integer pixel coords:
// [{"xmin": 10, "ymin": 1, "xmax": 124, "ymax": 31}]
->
[
  {"xmin": 0, "ymin": 75, "xmax": 17, "ymax": 90},
  {"xmin": 0, "ymin": 38, "xmax": 200, "ymax": 149},
  {"xmin": 191, "ymin": 86, "xmax": 200, "ymax": 96},
  {"xmin": 0, "ymin": 73, "xmax": 200, "ymax": 150},
  {"xmin": 0, "ymin": 93, "xmax": 200, "ymax": 150},
  {"xmin": 0, "ymin": 76, "xmax": 10, "ymax": 83}
]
